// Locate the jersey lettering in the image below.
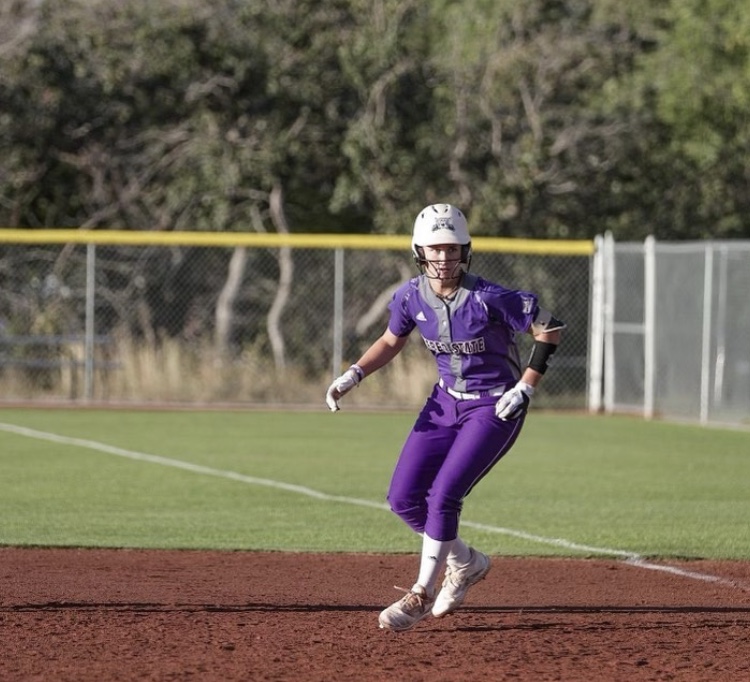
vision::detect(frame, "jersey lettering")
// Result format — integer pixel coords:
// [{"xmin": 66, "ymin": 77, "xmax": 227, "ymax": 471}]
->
[{"xmin": 422, "ymin": 336, "xmax": 486, "ymax": 355}]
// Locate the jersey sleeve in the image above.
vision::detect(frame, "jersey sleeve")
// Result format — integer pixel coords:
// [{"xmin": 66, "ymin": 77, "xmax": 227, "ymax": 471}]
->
[
  {"xmin": 483, "ymin": 285, "xmax": 539, "ymax": 334},
  {"xmin": 387, "ymin": 279, "xmax": 418, "ymax": 337}
]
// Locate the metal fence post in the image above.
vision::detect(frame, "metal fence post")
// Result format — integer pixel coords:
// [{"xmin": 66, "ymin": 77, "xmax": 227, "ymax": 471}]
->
[
  {"xmin": 588, "ymin": 235, "xmax": 605, "ymax": 413},
  {"xmin": 332, "ymin": 247, "xmax": 344, "ymax": 378},
  {"xmin": 84, "ymin": 243, "xmax": 96, "ymax": 401},
  {"xmin": 603, "ymin": 232, "xmax": 616, "ymax": 414},
  {"xmin": 713, "ymin": 245, "xmax": 729, "ymax": 408},
  {"xmin": 700, "ymin": 243, "xmax": 714, "ymax": 424},
  {"xmin": 644, "ymin": 235, "xmax": 656, "ymax": 419}
]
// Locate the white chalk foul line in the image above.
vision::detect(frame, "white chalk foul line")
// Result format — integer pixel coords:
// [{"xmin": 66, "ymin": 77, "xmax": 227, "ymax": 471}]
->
[
  {"xmin": 463, "ymin": 520, "xmax": 749, "ymax": 592},
  {"xmin": 0, "ymin": 422, "xmax": 392, "ymax": 512},
  {"xmin": 1, "ymin": 421, "xmax": 747, "ymax": 592}
]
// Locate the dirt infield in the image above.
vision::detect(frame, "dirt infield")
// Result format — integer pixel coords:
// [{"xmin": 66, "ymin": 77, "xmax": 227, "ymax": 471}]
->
[{"xmin": 2, "ymin": 548, "xmax": 749, "ymax": 681}]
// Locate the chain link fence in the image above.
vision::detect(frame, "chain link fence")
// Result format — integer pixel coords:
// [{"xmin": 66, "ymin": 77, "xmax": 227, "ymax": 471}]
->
[
  {"xmin": 0, "ymin": 232, "xmax": 593, "ymax": 410},
  {"xmin": 594, "ymin": 235, "xmax": 750, "ymax": 426}
]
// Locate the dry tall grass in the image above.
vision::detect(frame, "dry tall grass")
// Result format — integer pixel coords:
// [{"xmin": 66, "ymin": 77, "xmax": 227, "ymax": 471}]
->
[
  {"xmin": 0, "ymin": 335, "xmax": 437, "ymax": 408},
  {"xmin": 0, "ymin": 336, "xmax": 581, "ymax": 410},
  {"xmin": 111, "ymin": 335, "xmax": 436, "ymax": 407}
]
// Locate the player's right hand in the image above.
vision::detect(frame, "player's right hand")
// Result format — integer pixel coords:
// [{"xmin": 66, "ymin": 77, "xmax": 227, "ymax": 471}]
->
[
  {"xmin": 325, "ymin": 365, "xmax": 364, "ymax": 411},
  {"xmin": 494, "ymin": 381, "xmax": 534, "ymax": 420}
]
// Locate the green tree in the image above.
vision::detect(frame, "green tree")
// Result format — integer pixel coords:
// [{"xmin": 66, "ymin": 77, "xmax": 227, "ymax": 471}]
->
[
  {"xmin": 331, "ymin": 0, "xmax": 435, "ymax": 233},
  {"xmin": 332, "ymin": 0, "xmax": 667, "ymax": 239},
  {"xmin": 0, "ymin": 0, "xmax": 364, "ymax": 233},
  {"xmin": 2, "ymin": 0, "xmax": 749, "ymax": 241},
  {"xmin": 615, "ymin": 0, "xmax": 750, "ymax": 238}
]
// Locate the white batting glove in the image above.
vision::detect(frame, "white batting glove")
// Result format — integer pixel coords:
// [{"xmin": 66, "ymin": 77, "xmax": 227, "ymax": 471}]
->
[
  {"xmin": 495, "ymin": 381, "xmax": 535, "ymax": 421},
  {"xmin": 325, "ymin": 365, "xmax": 364, "ymax": 412}
]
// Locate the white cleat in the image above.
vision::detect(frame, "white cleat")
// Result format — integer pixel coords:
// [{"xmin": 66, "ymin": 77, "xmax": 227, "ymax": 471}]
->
[
  {"xmin": 432, "ymin": 549, "xmax": 491, "ymax": 618},
  {"xmin": 378, "ymin": 584, "xmax": 434, "ymax": 632}
]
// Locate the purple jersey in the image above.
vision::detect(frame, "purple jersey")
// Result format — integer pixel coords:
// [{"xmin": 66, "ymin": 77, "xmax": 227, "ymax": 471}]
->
[{"xmin": 387, "ymin": 273, "xmax": 538, "ymax": 393}]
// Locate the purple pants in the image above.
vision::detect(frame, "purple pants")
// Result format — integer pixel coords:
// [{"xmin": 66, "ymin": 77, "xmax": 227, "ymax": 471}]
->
[{"xmin": 386, "ymin": 384, "xmax": 525, "ymax": 541}]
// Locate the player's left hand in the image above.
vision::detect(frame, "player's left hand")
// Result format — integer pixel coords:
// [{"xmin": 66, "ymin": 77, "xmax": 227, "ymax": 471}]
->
[
  {"xmin": 325, "ymin": 365, "xmax": 364, "ymax": 411},
  {"xmin": 495, "ymin": 381, "xmax": 534, "ymax": 421}
]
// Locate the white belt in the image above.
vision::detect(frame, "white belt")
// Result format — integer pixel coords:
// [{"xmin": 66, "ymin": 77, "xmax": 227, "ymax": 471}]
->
[{"xmin": 438, "ymin": 377, "xmax": 506, "ymax": 401}]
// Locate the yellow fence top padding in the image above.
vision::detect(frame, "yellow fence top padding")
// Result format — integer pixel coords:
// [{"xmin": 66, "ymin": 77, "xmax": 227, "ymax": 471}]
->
[{"xmin": 0, "ymin": 229, "xmax": 594, "ymax": 255}]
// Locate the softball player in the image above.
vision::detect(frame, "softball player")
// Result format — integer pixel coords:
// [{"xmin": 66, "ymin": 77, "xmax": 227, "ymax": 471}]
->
[{"xmin": 326, "ymin": 204, "xmax": 565, "ymax": 632}]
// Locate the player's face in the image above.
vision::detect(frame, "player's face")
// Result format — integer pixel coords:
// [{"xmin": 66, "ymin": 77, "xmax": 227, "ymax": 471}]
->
[{"xmin": 422, "ymin": 244, "xmax": 462, "ymax": 281}]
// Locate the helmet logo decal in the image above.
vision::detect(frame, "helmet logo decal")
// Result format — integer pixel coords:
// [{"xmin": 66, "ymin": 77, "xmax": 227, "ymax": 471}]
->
[{"xmin": 432, "ymin": 218, "xmax": 456, "ymax": 232}]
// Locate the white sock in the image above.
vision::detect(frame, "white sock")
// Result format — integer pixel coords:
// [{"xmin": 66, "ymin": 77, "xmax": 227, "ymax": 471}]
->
[
  {"xmin": 415, "ymin": 534, "xmax": 453, "ymax": 596},
  {"xmin": 447, "ymin": 536, "xmax": 472, "ymax": 567}
]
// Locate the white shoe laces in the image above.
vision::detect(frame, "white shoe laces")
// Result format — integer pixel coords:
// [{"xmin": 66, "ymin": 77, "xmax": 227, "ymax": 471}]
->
[{"xmin": 391, "ymin": 585, "xmax": 432, "ymax": 611}]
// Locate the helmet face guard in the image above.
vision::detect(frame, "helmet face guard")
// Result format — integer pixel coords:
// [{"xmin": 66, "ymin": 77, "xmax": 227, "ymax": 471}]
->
[{"xmin": 411, "ymin": 204, "xmax": 472, "ymax": 277}]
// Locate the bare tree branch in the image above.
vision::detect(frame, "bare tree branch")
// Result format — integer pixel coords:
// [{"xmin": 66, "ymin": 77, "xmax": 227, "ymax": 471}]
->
[
  {"xmin": 214, "ymin": 246, "xmax": 248, "ymax": 356},
  {"xmin": 267, "ymin": 182, "xmax": 293, "ymax": 371}
]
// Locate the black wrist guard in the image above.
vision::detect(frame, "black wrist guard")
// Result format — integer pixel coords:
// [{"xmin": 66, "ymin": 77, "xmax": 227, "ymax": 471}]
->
[{"xmin": 528, "ymin": 341, "xmax": 558, "ymax": 375}]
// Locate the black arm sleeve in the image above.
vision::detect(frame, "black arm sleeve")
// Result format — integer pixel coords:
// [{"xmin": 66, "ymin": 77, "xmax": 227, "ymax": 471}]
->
[{"xmin": 528, "ymin": 341, "xmax": 558, "ymax": 374}]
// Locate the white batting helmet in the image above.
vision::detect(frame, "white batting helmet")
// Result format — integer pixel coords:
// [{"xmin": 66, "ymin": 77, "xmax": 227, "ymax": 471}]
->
[{"xmin": 411, "ymin": 203, "xmax": 472, "ymax": 271}]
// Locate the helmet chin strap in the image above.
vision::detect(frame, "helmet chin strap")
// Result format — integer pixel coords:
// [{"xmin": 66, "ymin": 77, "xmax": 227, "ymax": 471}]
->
[{"xmin": 421, "ymin": 260, "xmax": 466, "ymax": 280}]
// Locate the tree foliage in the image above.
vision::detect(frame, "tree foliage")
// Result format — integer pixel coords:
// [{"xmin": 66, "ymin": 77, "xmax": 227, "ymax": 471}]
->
[{"xmin": 1, "ymin": 0, "xmax": 749, "ymax": 239}]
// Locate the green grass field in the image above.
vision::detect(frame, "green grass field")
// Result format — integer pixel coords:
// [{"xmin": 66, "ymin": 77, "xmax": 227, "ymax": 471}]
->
[{"xmin": 1, "ymin": 407, "xmax": 748, "ymax": 559}]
